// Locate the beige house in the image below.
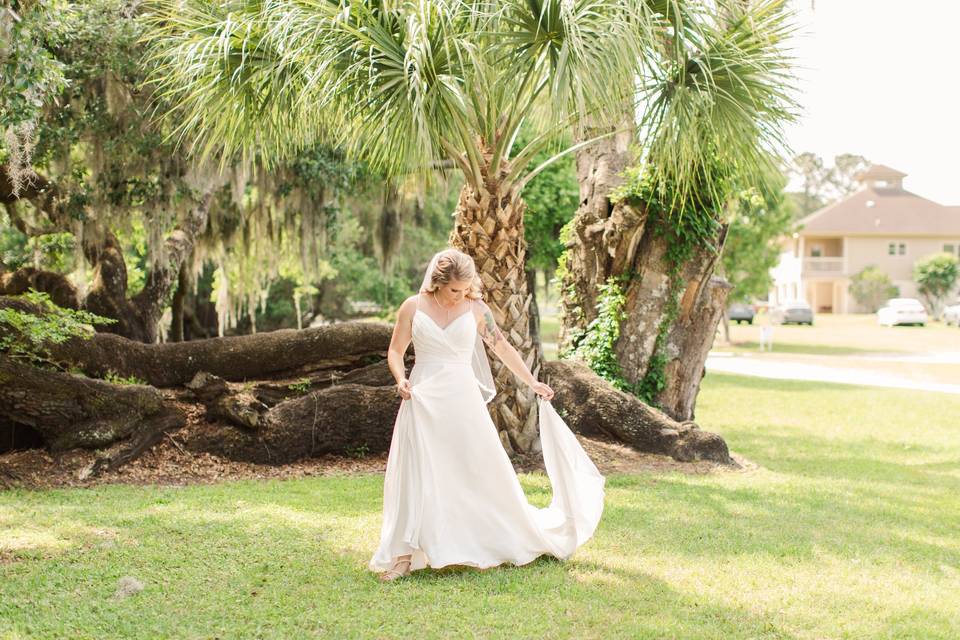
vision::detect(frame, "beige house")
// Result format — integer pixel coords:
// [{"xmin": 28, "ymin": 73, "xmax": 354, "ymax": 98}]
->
[{"xmin": 770, "ymin": 164, "xmax": 960, "ymax": 313}]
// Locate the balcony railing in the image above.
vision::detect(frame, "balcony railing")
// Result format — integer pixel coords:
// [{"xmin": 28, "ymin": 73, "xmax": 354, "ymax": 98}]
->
[{"xmin": 802, "ymin": 257, "xmax": 844, "ymax": 275}]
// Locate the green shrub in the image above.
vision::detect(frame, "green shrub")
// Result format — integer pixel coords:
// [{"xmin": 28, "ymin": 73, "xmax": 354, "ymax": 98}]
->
[
  {"xmin": 849, "ymin": 266, "xmax": 899, "ymax": 312},
  {"xmin": 0, "ymin": 289, "xmax": 116, "ymax": 369}
]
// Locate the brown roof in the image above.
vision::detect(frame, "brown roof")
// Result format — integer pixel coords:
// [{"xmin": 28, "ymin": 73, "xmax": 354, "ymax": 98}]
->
[
  {"xmin": 857, "ymin": 164, "xmax": 907, "ymax": 180},
  {"xmin": 798, "ymin": 186, "xmax": 960, "ymax": 236}
]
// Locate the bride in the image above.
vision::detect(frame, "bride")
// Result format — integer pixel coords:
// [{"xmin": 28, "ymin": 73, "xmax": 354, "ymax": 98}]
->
[{"xmin": 369, "ymin": 248, "xmax": 606, "ymax": 581}]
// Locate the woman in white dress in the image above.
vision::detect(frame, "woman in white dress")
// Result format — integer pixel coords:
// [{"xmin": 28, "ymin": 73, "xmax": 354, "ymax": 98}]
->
[{"xmin": 369, "ymin": 248, "xmax": 605, "ymax": 581}]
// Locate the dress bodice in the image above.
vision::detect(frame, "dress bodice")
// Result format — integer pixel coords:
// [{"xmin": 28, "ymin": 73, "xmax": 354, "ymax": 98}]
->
[{"xmin": 412, "ymin": 309, "xmax": 477, "ymax": 365}]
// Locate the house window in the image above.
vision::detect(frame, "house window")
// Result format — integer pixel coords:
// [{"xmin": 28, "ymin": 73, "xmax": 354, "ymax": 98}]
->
[
  {"xmin": 945, "ymin": 244, "xmax": 956, "ymax": 254},
  {"xmin": 888, "ymin": 242, "xmax": 896, "ymax": 255},
  {"xmin": 810, "ymin": 244, "xmax": 823, "ymax": 257},
  {"xmin": 898, "ymin": 243, "xmax": 906, "ymax": 255}
]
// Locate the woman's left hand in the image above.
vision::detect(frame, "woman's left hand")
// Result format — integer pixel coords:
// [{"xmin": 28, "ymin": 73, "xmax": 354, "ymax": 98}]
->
[{"xmin": 531, "ymin": 381, "xmax": 554, "ymax": 400}]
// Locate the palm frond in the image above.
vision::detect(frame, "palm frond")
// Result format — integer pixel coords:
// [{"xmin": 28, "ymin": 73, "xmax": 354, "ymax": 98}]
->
[
  {"xmin": 139, "ymin": 0, "xmax": 329, "ymax": 171},
  {"xmin": 138, "ymin": 0, "xmax": 799, "ymax": 204},
  {"xmin": 638, "ymin": 0, "xmax": 801, "ymax": 204}
]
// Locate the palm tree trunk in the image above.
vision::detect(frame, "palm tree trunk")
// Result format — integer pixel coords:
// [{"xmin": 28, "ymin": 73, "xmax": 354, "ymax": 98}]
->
[
  {"xmin": 449, "ymin": 179, "xmax": 541, "ymax": 455},
  {"xmin": 615, "ymin": 223, "xmax": 730, "ymax": 421}
]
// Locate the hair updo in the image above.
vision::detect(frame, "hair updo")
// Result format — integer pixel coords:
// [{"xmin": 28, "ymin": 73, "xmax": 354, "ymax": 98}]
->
[{"xmin": 420, "ymin": 248, "xmax": 484, "ymax": 300}]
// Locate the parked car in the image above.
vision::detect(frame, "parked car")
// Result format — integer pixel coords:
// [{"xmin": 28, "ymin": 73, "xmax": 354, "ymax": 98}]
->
[
  {"xmin": 728, "ymin": 303, "xmax": 755, "ymax": 324},
  {"xmin": 877, "ymin": 298, "xmax": 928, "ymax": 326},
  {"xmin": 941, "ymin": 301, "xmax": 960, "ymax": 326},
  {"xmin": 770, "ymin": 300, "xmax": 814, "ymax": 325}
]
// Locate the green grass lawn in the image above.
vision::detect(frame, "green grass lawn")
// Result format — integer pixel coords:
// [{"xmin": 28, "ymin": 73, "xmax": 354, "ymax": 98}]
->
[
  {"xmin": 720, "ymin": 313, "xmax": 960, "ymax": 356},
  {"xmin": 719, "ymin": 340, "xmax": 887, "ymax": 356},
  {"xmin": 2, "ymin": 374, "xmax": 959, "ymax": 639}
]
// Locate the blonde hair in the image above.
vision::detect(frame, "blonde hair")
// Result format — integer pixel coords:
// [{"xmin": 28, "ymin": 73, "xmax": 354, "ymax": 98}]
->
[{"xmin": 420, "ymin": 249, "xmax": 484, "ymax": 300}]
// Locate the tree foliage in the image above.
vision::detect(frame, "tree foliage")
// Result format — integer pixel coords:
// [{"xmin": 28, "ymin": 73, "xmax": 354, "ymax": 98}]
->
[
  {"xmin": 0, "ymin": 290, "xmax": 115, "ymax": 368},
  {"xmin": 141, "ymin": 0, "xmax": 798, "ymax": 211},
  {"xmin": 721, "ymin": 173, "xmax": 795, "ymax": 304},
  {"xmin": 516, "ymin": 133, "xmax": 578, "ymax": 274},
  {"xmin": 848, "ymin": 266, "xmax": 899, "ymax": 313},
  {"xmin": 0, "ymin": 1, "xmax": 69, "ymax": 195},
  {"xmin": 913, "ymin": 253, "xmax": 960, "ymax": 315},
  {"xmin": 787, "ymin": 152, "xmax": 870, "ymax": 219}
]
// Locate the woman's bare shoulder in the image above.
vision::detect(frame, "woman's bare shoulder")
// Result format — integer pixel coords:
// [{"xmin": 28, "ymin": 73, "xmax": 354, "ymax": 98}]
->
[
  {"xmin": 398, "ymin": 294, "xmax": 422, "ymax": 316},
  {"xmin": 469, "ymin": 297, "xmax": 492, "ymax": 315},
  {"xmin": 470, "ymin": 298, "xmax": 500, "ymax": 327},
  {"xmin": 470, "ymin": 296, "xmax": 491, "ymax": 310}
]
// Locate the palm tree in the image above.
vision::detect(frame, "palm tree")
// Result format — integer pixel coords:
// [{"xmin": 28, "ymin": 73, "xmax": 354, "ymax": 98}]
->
[
  {"xmin": 139, "ymin": 0, "xmax": 667, "ymax": 452},
  {"xmin": 138, "ymin": 0, "xmax": 795, "ymax": 451}
]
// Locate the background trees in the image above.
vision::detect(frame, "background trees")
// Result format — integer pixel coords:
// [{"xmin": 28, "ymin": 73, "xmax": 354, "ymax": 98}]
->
[
  {"xmin": 913, "ymin": 253, "xmax": 960, "ymax": 315},
  {"xmin": 786, "ymin": 152, "xmax": 870, "ymax": 219},
  {"xmin": 721, "ymin": 175, "xmax": 796, "ymax": 307}
]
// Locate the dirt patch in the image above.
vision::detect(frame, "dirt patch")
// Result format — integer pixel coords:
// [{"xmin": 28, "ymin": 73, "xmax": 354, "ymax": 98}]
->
[{"xmin": 0, "ymin": 431, "xmax": 755, "ymax": 491}]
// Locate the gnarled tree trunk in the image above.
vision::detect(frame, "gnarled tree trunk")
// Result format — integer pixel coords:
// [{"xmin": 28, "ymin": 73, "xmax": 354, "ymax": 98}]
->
[
  {"xmin": 82, "ymin": 192, "xmax": 213, "ymax": 343},
  {"xmin": 560, "ymin": 129, "xmax": 731, "ymax": 422},
  {"xmin": 2, "ymin": 164, "xmax": 215, "ymax": 344},
  {"xmin": 0, "ymin": 356, "xmax": 185, "ymax": 475},
  {"xmin": 48, "ymin": 320, "xmax": 396, "ymax": 388},
  {"xmin": 543, "ymin": 359, "xmax": 730, "ymax": 464},
  {"xmin": 558, "ymin": 119, "xmax": 635, "ymax": 348}
]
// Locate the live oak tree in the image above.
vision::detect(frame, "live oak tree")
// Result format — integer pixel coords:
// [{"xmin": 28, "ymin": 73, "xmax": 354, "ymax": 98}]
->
[{"xmin": 0, "ymin": 1, "xmax": 400, "ymax": 344}]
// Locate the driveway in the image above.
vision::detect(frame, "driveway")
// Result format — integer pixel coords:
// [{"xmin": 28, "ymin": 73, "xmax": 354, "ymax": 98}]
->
[{"xmin": 705, "ymin": 352, "xmax": 960, "ymax": 394}]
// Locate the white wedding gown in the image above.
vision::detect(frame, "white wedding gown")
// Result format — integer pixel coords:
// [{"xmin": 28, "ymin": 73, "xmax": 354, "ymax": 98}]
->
[{"xmin": 369, "ymin": 302, "xmax": 606, "ymax": 573}]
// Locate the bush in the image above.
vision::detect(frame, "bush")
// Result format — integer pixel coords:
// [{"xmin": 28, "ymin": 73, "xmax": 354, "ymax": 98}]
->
[
  {"xmin": 913, "ymin": 253, "xmax": 960, "ymax": 315},
  {"xmin": 848, "ymin": 266, "xmax": 899, "ymax": 312}
]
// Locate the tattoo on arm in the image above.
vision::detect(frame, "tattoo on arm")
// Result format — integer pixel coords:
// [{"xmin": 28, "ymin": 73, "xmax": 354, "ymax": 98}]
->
[{"xmin": 479, "ymin": 307, "xmax": 504, "ymax": 349}]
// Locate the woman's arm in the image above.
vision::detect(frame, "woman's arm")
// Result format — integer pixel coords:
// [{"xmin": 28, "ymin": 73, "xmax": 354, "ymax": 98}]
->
[
  {"xmin": 475, "ymin": 299, "xmax": 553, "ymax": 398},
  {"xmin": 388, "ymin": 297, "xmax": 416, "ymax": 398}
]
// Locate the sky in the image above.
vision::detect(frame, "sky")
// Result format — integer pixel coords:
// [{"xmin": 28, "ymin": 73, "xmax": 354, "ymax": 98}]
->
[{"xmin": 783, "ymin": 0, "xmax": 960, "ymax": 205}]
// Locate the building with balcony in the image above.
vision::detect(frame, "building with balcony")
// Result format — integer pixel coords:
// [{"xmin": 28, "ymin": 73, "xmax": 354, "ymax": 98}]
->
[{"xmin": 770, "ymin": 164, "xmax": 960, "ymax": 313}]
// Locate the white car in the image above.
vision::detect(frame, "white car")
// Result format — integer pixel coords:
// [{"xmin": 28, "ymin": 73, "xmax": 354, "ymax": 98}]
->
[
  {"xmin": 770, "ymin": 300, "xmax": 814, "ymax": 325},
  {"xmin": 942, "ymin": 301, "xmax": 960, "ymax": 326},
  {"xmin": 877, "ymin": 298, "xmax": 929, "ymax": 326}
]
